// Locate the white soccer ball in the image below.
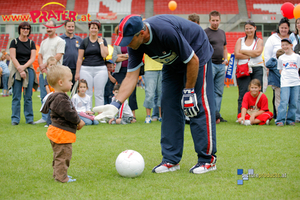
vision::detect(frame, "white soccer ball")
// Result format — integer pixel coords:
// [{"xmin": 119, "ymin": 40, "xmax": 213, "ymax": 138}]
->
[{"xmin": 115, "ymin": 150, "xmax": 145, "ymax": 178}]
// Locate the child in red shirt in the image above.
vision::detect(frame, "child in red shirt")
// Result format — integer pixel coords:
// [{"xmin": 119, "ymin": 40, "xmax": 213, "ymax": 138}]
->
[{"xmin": 238, "ymin": 79, "xmax": 273, "ymax": 125}]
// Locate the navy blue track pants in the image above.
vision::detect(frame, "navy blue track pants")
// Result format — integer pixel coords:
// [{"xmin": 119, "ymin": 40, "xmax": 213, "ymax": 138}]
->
[{"xmin": 160, "ymin": 59, "xmax": 217, "ymax": 164}]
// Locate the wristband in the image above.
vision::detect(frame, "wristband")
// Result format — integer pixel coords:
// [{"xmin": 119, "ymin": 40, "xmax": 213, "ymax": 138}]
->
[
  {"xmin": 99, "ymin": 42, "xmax": 103, "ymax": 45},
  {"xmin": 111, "ymin": 99, "xmax": 122, "ymax": 109}
]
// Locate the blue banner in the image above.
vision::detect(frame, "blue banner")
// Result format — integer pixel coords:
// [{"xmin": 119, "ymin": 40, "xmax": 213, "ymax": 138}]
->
[{"xmin": 226, "ymin": 54, "xmax": 235, "ymax": 79}]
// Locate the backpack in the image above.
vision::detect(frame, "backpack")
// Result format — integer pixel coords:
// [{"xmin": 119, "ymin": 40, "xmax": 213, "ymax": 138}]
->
[
  {"xmin": 294, "ymin": 33, "xmax": 300, "ymax": 75},
  {"xmin": 294, "ymin": 33, "xmax": 300, "ymax": 55},
  {"xmin": 82, "ymin": 36, "xmax": 103, "ymax": 49}
]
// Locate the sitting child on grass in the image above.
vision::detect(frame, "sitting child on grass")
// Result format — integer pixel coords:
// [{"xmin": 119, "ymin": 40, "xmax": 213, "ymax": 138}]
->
[
  {"xmin": 108, "ymin": 84, "xmax": 136, "ymax": 125},
  {"xmin": 71, "ymin": 79, "xmax": 99, "ymax": 125},
  {"xmin": 238, "ymin": 79, "xmax": 273, "ymax": 125}
]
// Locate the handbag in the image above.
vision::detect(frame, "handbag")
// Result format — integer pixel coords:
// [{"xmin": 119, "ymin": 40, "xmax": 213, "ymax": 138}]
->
[
  {"xmin": 246, "ymin": 92, "xmax": 262, "ymax": 115},
  {"xmin": 236, "ymin": 39, "xmax": 258, "ymax": 79}
]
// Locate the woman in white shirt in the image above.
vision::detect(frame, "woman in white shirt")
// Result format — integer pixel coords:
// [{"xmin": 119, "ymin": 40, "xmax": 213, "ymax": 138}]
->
[
  {"xmin": 234, "ymin": 20, "xmax": 264, "ymax": 114},
  {"xmin": 264, "ymin": 17, "xmax": 292, "ymax": 119}
]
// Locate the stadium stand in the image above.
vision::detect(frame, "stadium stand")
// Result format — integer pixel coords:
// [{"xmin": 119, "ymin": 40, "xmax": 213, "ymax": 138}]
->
[
  {"xmin": 0, "ymin": 34, "xmax": 9, "ymax": 50},
  {"xmin": 0, "ymin": 0, "xmax": 67, "ymax": 14},
  {"xmin": 246, "ymin": 0, "xmax": 300, "ymax": 18},
  {"xmin": 74, "ymin": 0, "xmax": 145, "ymax": 15},
  {"xmin": 153, "ymin": 0, "xmax": 239, "ymax": 15},
  {"xmin": 226, "ymin": 32, "xmax": 263, "ymax": 53}
]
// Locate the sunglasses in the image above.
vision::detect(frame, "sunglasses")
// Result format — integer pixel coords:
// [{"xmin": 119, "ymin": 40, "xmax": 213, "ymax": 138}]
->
[{"xmin": 21, "ymin": 27, "xmax": 30, "ymax": 30}]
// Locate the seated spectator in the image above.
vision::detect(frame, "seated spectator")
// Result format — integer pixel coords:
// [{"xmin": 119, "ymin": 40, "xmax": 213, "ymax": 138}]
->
[
  {"xmin": 104, "ymin": 60, "xmax": 116, "ymax": 105},
  {"xmin": 72, "ymin": 79, "xmax": 99, "ymax": 125},
  {"xmin": 237, "ymin": 79, "xmax": 273, "ymax": 125},
  {"xmin": 0, "ymin": 52, "xmax": 10, "ymax": 96},
  {"xmin": 108, "ymin": 84, "xmax": 136, "ymax": 125}
]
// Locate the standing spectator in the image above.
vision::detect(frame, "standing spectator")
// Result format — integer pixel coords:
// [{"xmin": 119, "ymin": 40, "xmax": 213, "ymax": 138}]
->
[
  {"xmin": 143, "ymin": 54, "xmax": 162, "ymax": 123},
  {"xmin": 112, "ymin": 25, "xmax": 138, "ymax": 119},
  {"xmin": 234, "ymin": 20, "xmax": 264, "ymax": 114},
  {"xmin": 94, "ymin": 15, "xmax": 216, "ymax": 174},
  {"xmin": 205, "ymin": 11, "xmax": 228, "ymax": 122},
  {"xmin": 35, "ymin": 20, "xmax": 65, "ymax": 124},
  {"xmin": 188, "ymin": 13, "xmax": 200, "ymax": 25},
  {"xmin": 0, "ymin": 52, "xmax": 10, "ymax": 96},
  {"xmin": 289, "ymin": 18, "xmax": 300, "ymax": 122},
  {"xmin": 60, "ymin": 19, "xmax": 82, "ymax": 87},
  {"xmin": 264, "ymin": 17, "xmax": 292, "ymax": 120},
  {"xmin": 276, "ymin": 38, "xmax": 300, "ymax": 126},
  {"xmin": 5, "ymin": 53, "xmax": 10, "ymax": 67},
  {"xmin": 75, "ymin": 20, "xmax": 109, "ymax": 107},
  {"xmin": 8, "ymin": 22, "xmax": 38, "ymax": 125}
]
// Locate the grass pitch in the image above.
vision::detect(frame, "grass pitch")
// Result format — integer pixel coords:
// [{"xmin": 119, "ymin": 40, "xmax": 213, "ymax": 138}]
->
[{"xmin": 0, "ymin": 86, "xmax": 299, "ymax": 200}]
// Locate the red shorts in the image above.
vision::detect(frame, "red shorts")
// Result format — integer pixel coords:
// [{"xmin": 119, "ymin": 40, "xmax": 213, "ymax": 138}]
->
[{"xmin": 237, "ymin": 111, "xmax": 273, "ymax": 125}]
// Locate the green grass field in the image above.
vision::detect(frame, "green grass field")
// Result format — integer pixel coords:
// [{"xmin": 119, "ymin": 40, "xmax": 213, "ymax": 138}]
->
[{"xmin": 0, "ymin": 86, "xmax": 299, "ymax": 200}]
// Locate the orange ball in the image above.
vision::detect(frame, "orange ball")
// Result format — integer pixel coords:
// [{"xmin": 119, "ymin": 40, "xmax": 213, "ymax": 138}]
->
[
  {"xmin": 168, "ymin": 1, "xmax": 177, "ymax": 11},
  {"xmin": 294, "ymin": 4, "xmax": 300, "ymax": 19}
]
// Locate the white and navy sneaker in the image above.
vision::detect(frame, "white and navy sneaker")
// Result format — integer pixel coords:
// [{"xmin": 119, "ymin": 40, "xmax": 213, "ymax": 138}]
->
[
  {"xmin": 145, "ymin": 115, "xmax": 152, "ymax": 123},
  {"xmin": 189, "ymin": 162, "xmax": 216, "ymax": 174},
  {"xmin": 152, "ymin": 161, "xmax": 180, "ymax": 173}
]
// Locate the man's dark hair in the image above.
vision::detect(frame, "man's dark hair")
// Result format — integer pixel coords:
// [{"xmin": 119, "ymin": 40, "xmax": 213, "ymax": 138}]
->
[
  {"xmin": 64, "ymin": 19, "xmax": 75, "ymax": 26},
  {"xmin": 209, "ymin": 10, "xmax": 221, "ymax": 20}
]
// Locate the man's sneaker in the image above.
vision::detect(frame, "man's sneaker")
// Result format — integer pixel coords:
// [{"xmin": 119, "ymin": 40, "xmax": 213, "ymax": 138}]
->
[
  {"xmin": 189, "ymin": 162, "xmax": 216, "ymax": 174},
  {"xmin": 145, "ymin": 115, "xmax": 151, "ymax": 123},
  {"xmin": 34, "ymin": 118, "xmax": 46, "ymax": 124},
  {"xmin": 152, "ymin": 161, "xmax": 180, "ymax": 173},
  {"xmin": 265, "ymin": 119, "xmax": 270, "ymax": 125},
  {"xmin": 219, "ymin": 117, "xmax": 227, "ymax": 122}
]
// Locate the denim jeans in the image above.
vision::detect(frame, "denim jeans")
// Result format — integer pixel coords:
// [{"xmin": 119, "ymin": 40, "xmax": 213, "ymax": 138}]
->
[
  {"xmin": 212, "ymin": 63, "xmax": 226, "ymax": 113},
  {"xmin": 2, "ymin": 73, "xmax": 9, "ymax": 90},
  {"xmin": 143, "ymin": 70, "xmax": 162, "ymax": 109},
  {"xmin": 11, "ymin": 68, "xmax": 34, "ymax": 123},
  {"xmin": 39, "ymin": 73, "xmax": 48, "ymax": 121},
  {"xmin": 79, "ymin": 115, "xmax": 99, "ymax": 125},
  {"xmin": 296, "ymin": 88, "xmax": 300, "ymax": 121},
  {"xmin": 277, "ymin": 86, "xmax": 299, "ymax": 124},
  {"xmin": 152, "ymin": 92, "xmax": 159, "ymax": 118}
]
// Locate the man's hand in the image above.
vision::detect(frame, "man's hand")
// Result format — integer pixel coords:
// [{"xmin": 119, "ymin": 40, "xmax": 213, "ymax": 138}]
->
[
  {"xmin": 75, "ymin": 72, "xmax": 80, "ymax": 81},
  {"xmin": 181, "ymin": 88, "xmax": 199, "ymax": 117},
  {"xmin": 93, "ymin": 104, "xmax": 119, "ymax": 121},
  {"xmin": 77, "ymin": 120, "xmax": 85, "ymax": 130}
]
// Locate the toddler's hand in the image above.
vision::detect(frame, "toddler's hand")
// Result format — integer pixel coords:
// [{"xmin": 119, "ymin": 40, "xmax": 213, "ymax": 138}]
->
[{"xmin": 77, "ymin": 120, "xmax": 85, "ymax": 130}]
